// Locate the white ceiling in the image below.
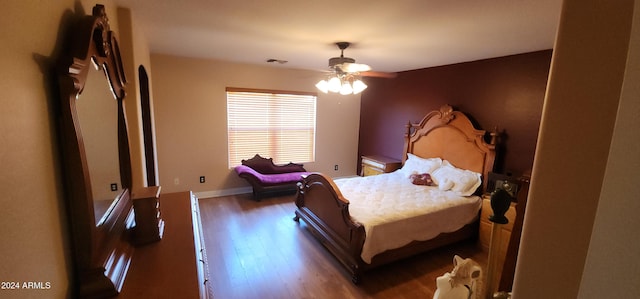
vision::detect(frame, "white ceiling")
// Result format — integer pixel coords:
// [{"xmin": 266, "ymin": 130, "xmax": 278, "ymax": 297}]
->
[{"xmin": 116, "ymin": 0, "xmax": 563, "ymax": 73}]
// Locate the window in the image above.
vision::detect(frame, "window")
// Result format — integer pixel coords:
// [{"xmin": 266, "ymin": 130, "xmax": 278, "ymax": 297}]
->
[{"xmin": 227, "ymin": 88, "xmax": 317, "ymax": 167}]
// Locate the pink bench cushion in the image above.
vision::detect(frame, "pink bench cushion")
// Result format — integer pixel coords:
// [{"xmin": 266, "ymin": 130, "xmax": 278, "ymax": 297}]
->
[{"xmin": 235, "ymin": 165, "xmax": 310, "ymax": 185}]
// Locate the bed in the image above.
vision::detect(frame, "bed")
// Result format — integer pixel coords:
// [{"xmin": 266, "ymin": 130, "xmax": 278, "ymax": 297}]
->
[{"xmin": 293, "ymin": 104, "xmax": 497, "ymax": 283}]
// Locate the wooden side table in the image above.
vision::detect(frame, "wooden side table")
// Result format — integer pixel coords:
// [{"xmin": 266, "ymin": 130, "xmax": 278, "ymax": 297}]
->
[{"xmin": 360, "ymin": 155, "xmax": 402, "ymax": 176}]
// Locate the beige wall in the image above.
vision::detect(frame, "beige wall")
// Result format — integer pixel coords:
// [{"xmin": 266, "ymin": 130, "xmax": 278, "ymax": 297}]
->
[
  {"xmin": 0, "ymin": 1, "xmax": 115, "ymax": 298},
  {"xmin": 578, "ymin": 1, "xmax": 640, "ymax": 297},
  {"xmin": 150, "ymin": 54, "xmax": 361, "ymax": 195},
  {"xmin": 513, "ymin": 0, "xmax": 639, "ymax": 298}
]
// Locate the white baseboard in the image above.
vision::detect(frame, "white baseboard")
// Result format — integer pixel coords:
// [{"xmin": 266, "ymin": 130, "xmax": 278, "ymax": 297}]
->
[{"xmin": 194, "ymin": 186, "xmax": 252, "ymax": 199}]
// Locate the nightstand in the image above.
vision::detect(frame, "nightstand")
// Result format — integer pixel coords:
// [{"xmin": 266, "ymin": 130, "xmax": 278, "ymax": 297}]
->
[
  {"xmin": 479, "ymin": 194, "xmax": 517, "ymax": 293},
  {"xmin": 360, "ymin": 155, "xmax": 402, "ymax": 176},
  {"xmin": 479, "ymin": 195, "xmax": 517, "ymax": 253}
]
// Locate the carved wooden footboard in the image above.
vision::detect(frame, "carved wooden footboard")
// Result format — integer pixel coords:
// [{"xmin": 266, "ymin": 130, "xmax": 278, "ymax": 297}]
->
[{"xmin": 293, "ymin": 173, "xmax": 366, "ymax": 282}]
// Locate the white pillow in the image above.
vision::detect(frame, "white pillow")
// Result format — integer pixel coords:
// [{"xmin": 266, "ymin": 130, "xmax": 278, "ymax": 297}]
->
[
  {"xmin": 398, "ymin": 153, "xmax": 442, "ymax": 178},
  {"xmin": 431, "ymin": 160, "xmax": 482, "ymax": 196}
]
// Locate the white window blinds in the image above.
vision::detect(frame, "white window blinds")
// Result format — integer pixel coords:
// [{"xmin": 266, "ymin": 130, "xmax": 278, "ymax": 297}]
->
[{"xmin": 227, "ymin": 88, "xmax": 317, "ymax": 167}]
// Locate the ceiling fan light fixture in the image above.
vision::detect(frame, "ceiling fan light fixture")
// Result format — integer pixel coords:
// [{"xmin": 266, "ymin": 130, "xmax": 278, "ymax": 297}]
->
[
  {"xmin": 327, "ymin": 76, "xmax": 342, "ymax": 93},
  {"xmin": 316, "ymin": 73, "xmax": 368, "ymax": 95},
  {"xmin": 352, "ymin": 79, "xmax": 367, "ymax": 94},
  {"xmin": 316, "ymin": 41, "xmax": 374, "ymax": 95},
  {"xmin": 339, "ymin": 81, "xmax": 353, "ymax": 95},
  {"xmin": 315, "ymin": 80, "xmax": 329, "ymax": 93}
]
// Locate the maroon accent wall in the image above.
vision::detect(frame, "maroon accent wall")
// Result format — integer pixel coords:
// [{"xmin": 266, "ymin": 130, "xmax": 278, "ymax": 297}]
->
[{"xmin": 358, "ymin": 50, "xmax": 552, "ymax": 176}]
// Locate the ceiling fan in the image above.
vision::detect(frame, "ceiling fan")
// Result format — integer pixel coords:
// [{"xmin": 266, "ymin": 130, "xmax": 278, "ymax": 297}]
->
[
  {"xmin": 328, "ymin": 42, "xmax": 371, "ymax": 73},
  {"xmin": 316, "ymin": 42, "xmax": 396, "ymax": 95}
]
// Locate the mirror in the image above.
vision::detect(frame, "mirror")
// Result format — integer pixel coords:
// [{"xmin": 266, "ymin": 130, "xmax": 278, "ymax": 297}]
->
[
  {"xmin": 57, "ymin": 5, "xmax": 162, "ymax": 297},
  {"xmin": 77, "ymin": 63, "xmax": 121, "ymax": 225},
  {"xmin": 57, "ymin": 5, "xmax": 135, "ymax": 298}
]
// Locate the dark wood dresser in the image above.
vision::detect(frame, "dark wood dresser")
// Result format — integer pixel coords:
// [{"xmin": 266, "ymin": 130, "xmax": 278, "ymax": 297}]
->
[{"xmin": 119, "ymin": 191, "xmax": 211, "ymax": 298}]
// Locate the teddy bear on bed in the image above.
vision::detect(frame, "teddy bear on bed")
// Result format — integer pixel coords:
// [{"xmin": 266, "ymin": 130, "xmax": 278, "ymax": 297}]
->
[{"xmin": 410, "ymin": 173, "xmax": 435, "ymax": 186}]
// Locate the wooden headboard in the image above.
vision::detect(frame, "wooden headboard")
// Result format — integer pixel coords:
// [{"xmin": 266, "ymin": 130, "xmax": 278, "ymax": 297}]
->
[{"xmin": 403, "ymin": 104, "xmax": 497, "ymax": 193}]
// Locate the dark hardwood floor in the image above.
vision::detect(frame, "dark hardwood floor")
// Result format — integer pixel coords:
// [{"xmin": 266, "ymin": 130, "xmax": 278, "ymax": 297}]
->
[{"xmin": 198, "ymin": 193, "xmax": 488, "ymax": 299}]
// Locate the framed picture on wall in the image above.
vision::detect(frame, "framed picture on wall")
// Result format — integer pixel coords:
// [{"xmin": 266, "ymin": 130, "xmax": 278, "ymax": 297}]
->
[{"xmin": 486, "ymin": 172, "xmax": 519, "ymax": 201}]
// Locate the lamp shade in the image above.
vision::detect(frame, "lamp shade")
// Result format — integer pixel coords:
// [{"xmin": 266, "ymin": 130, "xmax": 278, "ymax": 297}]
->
[
  {"xmin": 316, "ymin": 73, "xmax": 367, "ymax": 95},
  {"xmin": 352, "ymin": 79, "xmax": 367, "ymax": 94},
  {"xmin": 339, "ymin": 82, "xmax": 353, "ymax": 95},
  {"xmin": 327, "ymin": 77, "xmax": 341, "ymax": 93},
  {"xmin": 315, "ymin": 80, "xmax": 329, "ymax": 93}
]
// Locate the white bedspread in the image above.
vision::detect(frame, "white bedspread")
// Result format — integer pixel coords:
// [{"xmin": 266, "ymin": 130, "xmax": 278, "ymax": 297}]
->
[{"xmin": 333, "ymin": 171, "xmax": 482, "ymax": 264}]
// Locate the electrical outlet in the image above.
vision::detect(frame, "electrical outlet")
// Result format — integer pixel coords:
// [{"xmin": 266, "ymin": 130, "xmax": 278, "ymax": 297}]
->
[
  {"xmin": 174, "ymin": 178, "xmax": 179, "ymax": 185},
  {"xmin": 199, "ymin": 176, "xmax": 205, "ymax": 183},
  {"xmin": 334, "ymin": 164, "xmax": 339, "ymax": 171},
  {"xmin": 110, "ymin": 183, "xmax": 117, "ymax": 191}
]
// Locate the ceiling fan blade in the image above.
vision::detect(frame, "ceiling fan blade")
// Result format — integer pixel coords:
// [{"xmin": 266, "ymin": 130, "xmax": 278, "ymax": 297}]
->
[
  {"xmin": 360, "ymin": 71, "xmax": 398, "ymax": 78},
  {"xmin": 340, "ymin": 62, "xmax": 371, "ymax": 73}
]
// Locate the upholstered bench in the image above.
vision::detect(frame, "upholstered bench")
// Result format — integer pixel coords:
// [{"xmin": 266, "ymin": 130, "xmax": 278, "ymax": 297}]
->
[{"xmin": 234, "ymin": 154, "xmax": 311, "ymax": 201}]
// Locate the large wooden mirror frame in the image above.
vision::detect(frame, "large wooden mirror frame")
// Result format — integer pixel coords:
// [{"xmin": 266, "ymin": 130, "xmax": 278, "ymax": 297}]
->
[{"xmin": 57, "ymin": 5, "xmax": 162, "ymax": 298}]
